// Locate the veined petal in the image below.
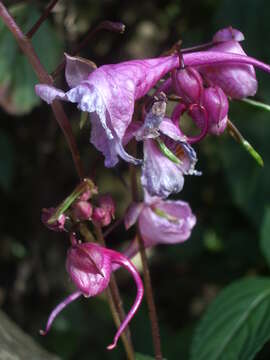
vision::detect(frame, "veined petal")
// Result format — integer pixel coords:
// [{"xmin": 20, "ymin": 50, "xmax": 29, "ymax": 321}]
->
[
  {"xmin": 141, "ymin": 139, "xmax": 184, "ymax": 198},
  {"xmin": 139, "ymin": 199, "xmax": 196, "ymax": 247}
]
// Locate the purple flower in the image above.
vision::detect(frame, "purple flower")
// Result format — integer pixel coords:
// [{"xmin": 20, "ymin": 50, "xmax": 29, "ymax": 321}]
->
[
  {"xmin": 36, "ymin": 54, "xmax": 179, "ymax": 167},
  {"xmin": 123, "ymin": 191, "xmax": 196, "ymax": 259},
  {"xmin": 40, "ymin": 236, "xmax": 144, "ymax": 351}
]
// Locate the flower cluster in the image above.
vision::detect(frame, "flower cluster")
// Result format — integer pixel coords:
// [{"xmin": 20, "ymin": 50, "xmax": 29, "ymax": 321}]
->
[{"xmin": 37, "ymin": 26, "xmax": 270, "ymax": 350}]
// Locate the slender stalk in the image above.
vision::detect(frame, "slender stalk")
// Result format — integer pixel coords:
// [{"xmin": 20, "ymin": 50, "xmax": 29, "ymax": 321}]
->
[
  {"xmin": 26, "ymin": 0, "xmax": 59, "ymax": 38},
  {"xmin": 52, "ymin": 20, "xmax": 125, "ymax": 78},
  {"xmin": 94, "ymin": 225, "xmax": 135, "ymax": 360},
  {"xmin": 0, "ymin": 2, "xmax": 84, "ymax": 179},
  {"xmin": 129, "ymin": 142, "xmax": 163, "ymax": 360}
]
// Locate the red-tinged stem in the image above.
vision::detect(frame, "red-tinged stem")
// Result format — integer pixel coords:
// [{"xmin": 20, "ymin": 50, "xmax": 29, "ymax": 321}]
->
[
  {"xmin": 52, "ymin": 20, "xmax": 125, "ymax": 78},
  {"xmin": 26, "ymin": 0, "xmax": 59, "ymax": 38},
  {"xmin": 129, "ymin": 142, "xmax": 163, "ymax": 360},
  {"xmin": 0, "ymin": 2, "xmax": 84, "ymax": 179}
]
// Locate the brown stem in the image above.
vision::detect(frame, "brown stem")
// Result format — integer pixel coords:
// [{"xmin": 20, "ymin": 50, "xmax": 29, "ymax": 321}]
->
[
  {"xmin": 129, "ymin": 142, "xmax": 163, "ymax": 360},
  {"xmin": 94, "ymin": 225, "xmax": 135, "ymax": 360},
  {"xmin": 26, "ymin": 0, "xmax": 59, "ymax": 38},
  {"xmin": 0, "ymin": 2, "xmax": 84, "ymax": 179},
  {"xmin": 52, "ymin": 20, "xmax": 125, "ymax": 78}
]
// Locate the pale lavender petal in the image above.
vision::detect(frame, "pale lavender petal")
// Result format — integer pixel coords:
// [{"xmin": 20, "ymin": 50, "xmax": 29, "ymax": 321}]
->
[
  {"xmin": 159, "ymin": 117, "xmax": 186, "ymax": 141},
  {"xmin": 139, "ymin": 200, "xmax": 196, "ymax": 247},
  {"xmin": 141, "ymin": 139, "xmax": 184, "ymax": 198},
  {"xmin": 213, "ymin": 27, "xmax": 245, "ymax": 43},
  {"xmin": 90, "ymin": 112, "xmax": 141, "ymax": 167},
  {"xmin": 40, "ymin": 291, "xmax": 82, "ymax": 335},
  {"xmin": 123, "ymin": 121, "xmax": 141, "ymax": 145},
  {"xmin": 64, "ymin": 53, "xmax": 97, "ymax": 88},
  {"xmin": 124, "ymin": 203, "xmax": 144, "ymax": 229},
  {"xmin": 35, "ymin": 84, "xmax": 66, "ymax": 104}
]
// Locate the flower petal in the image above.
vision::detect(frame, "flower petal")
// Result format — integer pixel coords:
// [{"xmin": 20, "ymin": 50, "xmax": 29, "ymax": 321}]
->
[
  {"xmin": 139, "ymin": 199, "xmax": 196, "ymax": 247},
  {"xmin": 64, "ymin": 53, "xmax": 97, "ymax": 88},
  {"xmin": 141, "ymin": 139, "xmax": 184, "ymax": 198}
]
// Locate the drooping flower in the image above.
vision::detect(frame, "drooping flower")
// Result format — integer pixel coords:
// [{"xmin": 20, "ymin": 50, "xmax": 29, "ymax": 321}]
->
[
  {"xmin": 122, "ymin": 191, "xmax": 196, "ymax": 260},
  {"xmin": 40, "ymin": 235, "xmax": 144, "ymax": 351},
  {"xmin": 36, "ymin": 54, "xmax": 180, "ymax": 167}
]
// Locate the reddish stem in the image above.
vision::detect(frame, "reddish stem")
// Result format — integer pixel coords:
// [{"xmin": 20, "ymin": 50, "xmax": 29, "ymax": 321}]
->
[
  {"xmin": 0, "ymin": 2, "xmax": 84, "ymax": 179},
  {"xmin": 129, "ymin": 141, "xmax": 163, "ymax": 360},
  {"xmin": 26, "ymin": 0, "xmax": 59, "ymax": 38}
]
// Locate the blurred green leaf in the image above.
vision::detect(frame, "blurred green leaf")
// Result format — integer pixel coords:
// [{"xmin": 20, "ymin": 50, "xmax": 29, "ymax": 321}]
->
[
  {"xmin": 260, "ymin": 207, "xmax": 270, "ymax": 267},
  {"xmin": 135, "ymin": 353, "xmax": 155, "ymax": 360},
  {"xmin": 0, "ymin": 4, "xmax": 62, "ymax": 115},
  {"xmin": 0, "ymin": 131, "xmax": 15, "ymax": 191},
  {"xmin": 191, "ymin": 277, "xmax": 270, "ymax": 360}
]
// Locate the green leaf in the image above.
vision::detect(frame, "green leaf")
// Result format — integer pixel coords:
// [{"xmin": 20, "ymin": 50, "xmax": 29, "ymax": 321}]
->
[
  {"xmin": 135, "ymin": 353, "xmax": 155, "ymax": 360},
  {"xmin": 0, "ymin": 4, "xmax": 63, "ymax": 115},
  {"xmin": 260, "ymin": 207, "xmax": 270, "ymax": 267},
  {"xmin": 191, "ymin": 277, "xmax": 270, "ymax": 360}
]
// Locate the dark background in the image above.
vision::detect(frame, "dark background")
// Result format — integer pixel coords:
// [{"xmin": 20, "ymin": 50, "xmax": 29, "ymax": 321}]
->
[{"xmin": 1, "ymin": 0, "xmax": 270, "ymax": 358}]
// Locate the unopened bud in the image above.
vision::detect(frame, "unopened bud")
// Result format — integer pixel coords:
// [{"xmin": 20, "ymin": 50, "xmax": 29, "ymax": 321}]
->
[
  {"xmin": 92, "ymin": 207, "xmax": 111, "ymax": 227},
  {"xmin": 42, "ymin": 207, "xmax": 66, "ymax": 232},
  {"xmin": 172, "ymin": 66, "xmax": 203, "ymax": 104},
  {"xmin": 72, "ymin": 200, "xmax": 93, "ymax": 221},
  {"xmin": 203, "ymin": 86, "xmax": 229, "ymax": 135},
  {"xmin": 99, "ymin": 195, "xmax": 115, "ymax": 218}
]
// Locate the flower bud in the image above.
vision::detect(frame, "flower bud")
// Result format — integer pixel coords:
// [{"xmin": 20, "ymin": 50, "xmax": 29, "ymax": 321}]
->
[
  {"xmin": 79, "ymin": 189, "xmax": 93, "ymax": 201},
  {"xmin": 99, "ymin": 195, "xmax": 115, "ymax": 218},
  {"xmin": 72, "ymin": 200, "xmax": 93, "ymax": 221},
  {"xmin": 92, "ymin": 207, "xmax": 111, "ymax": 227},
  {"xmin": 172, "ymin": 66, "xmax": 203, "ymax": 104},
  {"xmin": 189, "ymin": 86, "xmax": 228, "ymax": 136},
  {"xmin": 41, "ymin": 207, "xmax": 66, "ymax": 232},
  {"xmin": 203, "ymin": 86, "xmax": 229, "ymax": 135}
]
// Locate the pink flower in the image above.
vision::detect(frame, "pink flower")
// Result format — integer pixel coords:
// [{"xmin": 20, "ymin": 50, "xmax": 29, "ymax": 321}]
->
[
  {"xmin": 40, "ymin": 236, "xmax": 144, "ymax": 351},
  {"xmin": 123, "ymin": 191, "xmax": 196, "ymax": 259},
  {"xmin": 35, "ymin": 54, "xmax": 180, "ymax": 167}
]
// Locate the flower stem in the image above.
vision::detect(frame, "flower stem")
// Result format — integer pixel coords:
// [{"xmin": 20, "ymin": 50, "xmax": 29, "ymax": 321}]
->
[
  {"xmin": 0, "ymin": 2, "xmax": 84, "ymax": 179},
  {"xmin": 26, "ymin": 0, "xmax": 59, "ymax": 38},
  {"xmin": 129, "ymin": 141, "xmax": 163, "ymax": 360},
  {"xmin": 94, "ymin": 225, "xmax": 135, "ymax": 360}
]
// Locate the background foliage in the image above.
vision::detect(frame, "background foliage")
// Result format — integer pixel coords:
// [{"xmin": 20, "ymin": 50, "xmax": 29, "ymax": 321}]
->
[{"xmin": 1, "ymin": 0, "xmax": 270, "ymax": 359}]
